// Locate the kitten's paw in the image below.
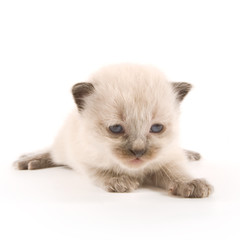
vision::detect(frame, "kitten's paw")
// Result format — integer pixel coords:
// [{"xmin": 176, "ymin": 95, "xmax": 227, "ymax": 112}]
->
[
  {"xmin": 13, "ymin": 152, "xmax": 60, "ymax": 170},
  {"xmin": 14, "ymin": 155, "xmax": 42, "ymax": 170},
  {"xmin": 105, "ymin": 176, "xmax": 140, "ymax": 193},
  {"xmin": 169, "ymin": 179, "xmax": 213, "ymax": 198},
  {"xmin": 185, "ymin": 150, "xmax": 201, "ymax": 161}
]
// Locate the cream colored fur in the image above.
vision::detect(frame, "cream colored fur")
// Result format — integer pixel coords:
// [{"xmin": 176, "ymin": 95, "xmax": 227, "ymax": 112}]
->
[
  {"xmin": 15, "ymin": 63, "xmax": 213, "ymax": 198},
  {"xmin": 51, "ymin": 64, "xmax": 183, "ymax": 173}
]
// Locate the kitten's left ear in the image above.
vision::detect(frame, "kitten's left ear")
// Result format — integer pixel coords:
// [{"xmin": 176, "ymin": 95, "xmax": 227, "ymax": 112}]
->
[
  {"xmin": 72, "ymin": 82, "xmax": 95, "ymax": 110},
  {"xmin": 172, "ymin": 82, "xmax": 192, "ymax": 102}
]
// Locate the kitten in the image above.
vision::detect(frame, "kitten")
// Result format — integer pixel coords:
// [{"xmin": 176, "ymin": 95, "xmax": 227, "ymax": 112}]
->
[{"xmin": 14, "ymin": 64, "xmax": 213, "ymax": 198}]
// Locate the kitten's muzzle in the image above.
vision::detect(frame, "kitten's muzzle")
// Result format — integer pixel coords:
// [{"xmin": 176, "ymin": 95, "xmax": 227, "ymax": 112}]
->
[{"xmin": 129, "ymin": 148, "xmax": 146, "ymax": 158}]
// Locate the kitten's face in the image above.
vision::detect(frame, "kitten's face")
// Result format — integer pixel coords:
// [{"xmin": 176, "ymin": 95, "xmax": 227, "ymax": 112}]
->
[
  {"xmin": 95, "ymin": 101, "xmax": 177, "ymax": 169},
  {"xmin": 72, "ymin": 64, "xmax": 191, "ymax": 169}
]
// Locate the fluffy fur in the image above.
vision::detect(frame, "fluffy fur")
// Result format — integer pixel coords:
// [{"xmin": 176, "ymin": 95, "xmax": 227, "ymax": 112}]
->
[{"xmin": 14, "ymin": 64, "xmax": 213, "ymax": 198}]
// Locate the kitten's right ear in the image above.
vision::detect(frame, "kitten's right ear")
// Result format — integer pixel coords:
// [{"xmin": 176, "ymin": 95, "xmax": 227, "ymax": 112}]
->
[
  {"xmin": 172, "ymin": 82, "xmax": 192, "ymax": 102},
  {"xmin": 72, "ymin": 82, "xmax": 95, "ymax": 110}
]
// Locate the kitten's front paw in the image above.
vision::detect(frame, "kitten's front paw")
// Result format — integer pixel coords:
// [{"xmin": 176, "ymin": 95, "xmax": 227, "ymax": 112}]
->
[
  {"xmin": 14, "ymin": 155, "xmax": 41, "ymax": 170},
  {"xmin": 169, "ymin": 179, "xmax": 213, "ymax": 198},
  {"xmin": 105, "ymin": 176, "xmax": 140, "ymax": 193},
  {"xmin": 185, "ymin": 150, "xmax": 201, "ymax": 161},
  {"xmin": 13, "ymin": 152, "xmax": 58, "ymax": 170}
]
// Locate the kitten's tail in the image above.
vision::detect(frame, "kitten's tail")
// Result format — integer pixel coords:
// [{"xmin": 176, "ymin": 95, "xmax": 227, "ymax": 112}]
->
[{"xmin": 14, "ymin": 151, "xmax": 64, "ymax": 170}]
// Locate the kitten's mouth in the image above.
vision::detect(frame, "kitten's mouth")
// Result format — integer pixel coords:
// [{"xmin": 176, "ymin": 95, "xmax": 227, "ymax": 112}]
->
[{"xmin": 130, "ymin": 158, "xmax": 143, "ymax": 165}]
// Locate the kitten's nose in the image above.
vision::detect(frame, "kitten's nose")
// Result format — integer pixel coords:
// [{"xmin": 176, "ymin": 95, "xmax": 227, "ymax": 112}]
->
[{"xmin": 129, "ymin": 149, "xmax": 146, "ymax": 158}]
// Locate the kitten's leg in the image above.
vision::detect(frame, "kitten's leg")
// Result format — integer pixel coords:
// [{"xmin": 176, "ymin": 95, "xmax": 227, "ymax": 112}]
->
[
  {"xmin": 92, "ymin": 168, "xmax": 142, "ymax": 193},
  {"xmin": 146, "ymin": 162, "xmax": 213, "ymax": 198},
  {"xmin": 184, "ymin": 149, "xmax": 201, "ymax": 161},
  {"xmin": 14, "ymin": 151, "xmax": 64, "ymax": 170}
]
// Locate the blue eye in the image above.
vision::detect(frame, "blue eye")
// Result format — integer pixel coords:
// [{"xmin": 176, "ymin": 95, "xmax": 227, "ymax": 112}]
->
[
  {"xmin": 109, "ymin": 125, "xmax": 124, "ymax": 134},
  {"xmin": 150, "ymin": 124, "xmax": 164, "ymax": 133}
]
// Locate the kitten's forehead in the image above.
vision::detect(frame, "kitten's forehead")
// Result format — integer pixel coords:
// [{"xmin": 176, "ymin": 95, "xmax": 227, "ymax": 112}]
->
[{"xmin": 89, "ymin": 64, "xmax": 177, "ymax": 122}]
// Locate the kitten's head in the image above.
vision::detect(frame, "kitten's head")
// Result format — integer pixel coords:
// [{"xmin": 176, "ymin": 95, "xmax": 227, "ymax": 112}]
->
[{"xmin": 72, "ymin": 64, "xmax": 191, "ymax": 170}]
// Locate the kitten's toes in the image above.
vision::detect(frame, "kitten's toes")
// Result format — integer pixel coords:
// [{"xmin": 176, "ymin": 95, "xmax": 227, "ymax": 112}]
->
[
  {"xmin": 27, "ymin": 160, "xmax": 42, "ymax": 170},
  {"xmin": 13, "ymin": 152, "xmax": 59, "ymax": 170},
  {"xmin": 14, "ymin": 157, "xmax": 39, "ymax": 170},
  {"xmin": 14, "ymin": 155, "xmax": 29, "ymax": 170},
  {"xmin": 105, "ymin": 176, "xmax": 140, "ymax": 193},
  {"xmin": 185, "ymin": 150, "xmax": 201, "ymax": 161},
  {"xmin": 169, "ymin": 179, "xmax": 213, "ymax": 198}
]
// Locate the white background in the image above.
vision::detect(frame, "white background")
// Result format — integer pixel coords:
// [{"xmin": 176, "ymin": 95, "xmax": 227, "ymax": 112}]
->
[{"xmin": 0, "ymin": 0, "xmax": 240, "ymax": 239}]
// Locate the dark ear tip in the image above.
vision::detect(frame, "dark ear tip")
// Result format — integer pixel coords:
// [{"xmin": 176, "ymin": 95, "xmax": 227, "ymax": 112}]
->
[
  {"xmin": 176, "ymin": 82, "xmax": 192, "ymax": 89},
  {"xmin": 172, "ymin": 82, "xmax": 192, "ymax": 102},
  {"xmin": 185, "ymin": 82, "xmax": 192, "ymax": 90},
  {"xmin": 72, "ymin": 82, "xmax": 94, "ymax": 94},
  {"xmin": 72, "ymin": 82, "xmax": 95, "ymax": 110},
  {"xmin": 181, "ymin": 82, "xmax": 193, "ymax": 93},
  {"xmin": 72, "ymin": 83, "xmax": 82, "ymax": 93}
]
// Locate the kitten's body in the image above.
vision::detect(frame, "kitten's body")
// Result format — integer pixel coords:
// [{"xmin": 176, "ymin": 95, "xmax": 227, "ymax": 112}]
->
[{"xmin": 15, "ymin": 64, "xmax": 212, "ymax": 198}]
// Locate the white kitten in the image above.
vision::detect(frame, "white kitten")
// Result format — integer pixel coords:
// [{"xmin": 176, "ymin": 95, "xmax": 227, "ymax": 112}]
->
[{"xmin": 15, "ymin": 64, "xmax": 213, "ymax": 198}]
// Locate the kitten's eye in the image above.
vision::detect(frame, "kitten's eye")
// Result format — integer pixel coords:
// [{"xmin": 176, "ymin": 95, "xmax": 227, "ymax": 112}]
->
[
  {"xmin": 109, "ymin": 124, "xmax": 124, "ymax": 134},
  {"xmin": 150, "ymin": 124, "xmax": 164, "ymax": 133}
]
